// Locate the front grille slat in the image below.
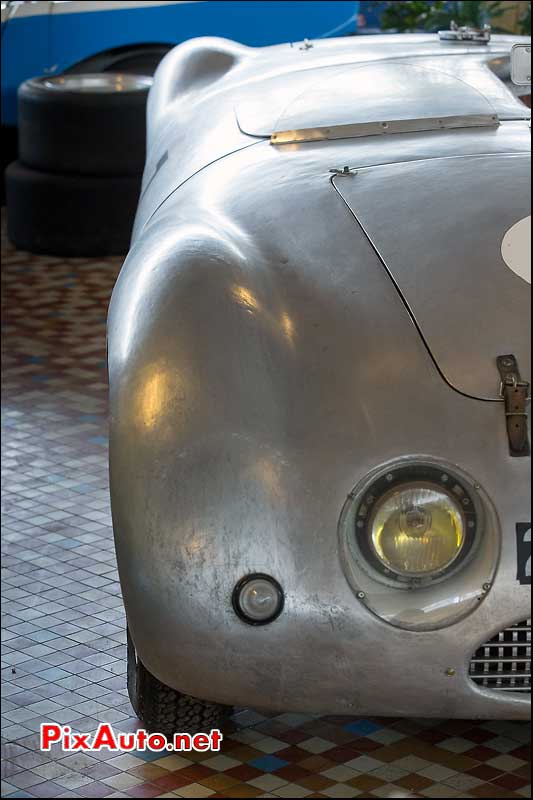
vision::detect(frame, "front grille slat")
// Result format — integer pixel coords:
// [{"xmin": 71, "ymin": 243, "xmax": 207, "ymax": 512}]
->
[
  {"xmin": 476, "ymin": 641, "xmax": 531, "ymax": 649},
  {"xmin": 483, "ymin": 685, "xmax": 531, "ymax": 692},
  {"xmin": 473, "ymin": 670, "xmax": 532, "ymax": 678},
  {"xmin": 469, "ymin": 619, "xmax": 531, "ymax": 694},
  {"xmin": 471, "ymin": 657, "xmax": 531, "ymax": 664}
]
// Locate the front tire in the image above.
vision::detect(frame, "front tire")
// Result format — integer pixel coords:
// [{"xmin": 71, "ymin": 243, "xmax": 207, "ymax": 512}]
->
[{"xmin": 127, "ymin": 628, "xmax": 231, "ymax": 737}]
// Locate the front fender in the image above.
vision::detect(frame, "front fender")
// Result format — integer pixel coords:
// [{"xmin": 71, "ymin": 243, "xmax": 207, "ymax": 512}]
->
[{"xmin": 108, "ymin": 157, "xmax": 530, "ymax": 717}]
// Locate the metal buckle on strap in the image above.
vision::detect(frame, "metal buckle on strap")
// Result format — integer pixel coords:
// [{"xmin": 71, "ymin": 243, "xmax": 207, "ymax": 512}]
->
[
  {"xmin": 500, "ymin": 376, "xmax": 531, "ymax": 396},
  {"xmin": 497, "ymin": 355, "xmax": 531, "ymax": 458}
]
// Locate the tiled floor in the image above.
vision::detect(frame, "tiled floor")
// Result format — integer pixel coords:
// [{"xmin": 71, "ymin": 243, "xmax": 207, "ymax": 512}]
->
[{"xmin": 1, "ymin": 222, "xmax": 531, "ymax": 799}]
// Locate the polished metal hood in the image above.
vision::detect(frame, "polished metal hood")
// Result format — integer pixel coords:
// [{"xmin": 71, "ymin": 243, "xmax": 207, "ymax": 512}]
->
[{"xmin": 332, "ymin": 150, "xmax": 531, "ymax": 400}]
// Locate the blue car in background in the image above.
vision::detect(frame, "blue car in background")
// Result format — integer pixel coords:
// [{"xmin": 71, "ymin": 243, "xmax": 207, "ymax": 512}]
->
[{"xmin": 1, "ymin": 0, "xmax": 359, "ymax": 128}]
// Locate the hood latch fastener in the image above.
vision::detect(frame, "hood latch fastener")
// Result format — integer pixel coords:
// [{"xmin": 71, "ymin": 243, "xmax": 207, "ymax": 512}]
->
[
  {"xmin": 497, "ymin": 354, "xmax": 530, "ymax": 458},
  {"xmin": 329, "ymin": 166, "xmax": 357, "ymax": 177}
]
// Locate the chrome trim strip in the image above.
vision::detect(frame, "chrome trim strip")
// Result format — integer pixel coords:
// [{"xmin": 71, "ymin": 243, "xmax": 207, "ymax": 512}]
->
[{"xmin": 271, "ymin": 114, "xmax": 500, "ymax": 145}]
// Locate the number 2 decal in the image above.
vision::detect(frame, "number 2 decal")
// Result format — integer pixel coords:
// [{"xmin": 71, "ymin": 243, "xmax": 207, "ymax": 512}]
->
[{"xmin": 516, "ymin": 523, "xmax": 531, "ymax": 585}]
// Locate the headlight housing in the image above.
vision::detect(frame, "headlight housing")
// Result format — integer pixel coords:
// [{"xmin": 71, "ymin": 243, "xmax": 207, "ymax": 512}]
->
[
  {"xmin": 355, "ymin": 464, "xmax": 477, "ymax": 585},
  {"xmin": 368, "ymin": 482, "xmax": 467, "ymax": 578},
  {"xmin": 338, "ymin": 458, "xmax": 498, "ymax": 631}
]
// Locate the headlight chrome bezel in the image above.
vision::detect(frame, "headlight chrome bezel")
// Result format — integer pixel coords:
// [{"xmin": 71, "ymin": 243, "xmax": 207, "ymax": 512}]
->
[
  {"xmin": 338, "ymin": 457, "xmax": 500, "ymax": 631},
  {"xmin": 355, "ymin": 463, "xmax": 479, "ymax": 587}
]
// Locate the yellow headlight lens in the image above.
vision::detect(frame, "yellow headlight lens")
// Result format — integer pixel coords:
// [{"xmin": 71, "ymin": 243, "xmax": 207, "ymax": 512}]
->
[{"xmin": 370, "ymin": 482, "xmax": 466, "ymax": 576}]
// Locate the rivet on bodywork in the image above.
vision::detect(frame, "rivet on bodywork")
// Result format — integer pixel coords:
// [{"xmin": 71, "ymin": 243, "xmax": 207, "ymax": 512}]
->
[{"xmin": 445, "ymin": 667, "xmax": 456, "ymax": 677}]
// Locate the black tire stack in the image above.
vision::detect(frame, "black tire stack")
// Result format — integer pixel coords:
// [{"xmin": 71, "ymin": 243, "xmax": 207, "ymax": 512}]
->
[{"xmin": 6, "ymin": 73, "xmax": 151, "ymax": 256}]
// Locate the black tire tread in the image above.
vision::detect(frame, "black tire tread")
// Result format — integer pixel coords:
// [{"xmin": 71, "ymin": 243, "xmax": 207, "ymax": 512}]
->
[
  {"xmin": 6, "ymin": 160, "xmax": 140, "ymax": 256},
  {"xmin": 138, "ymin": 667, "xmax": 230, "ymax": 737},
  {"xmin": 127, "ymin": 629, "xmax": 230, "ymax": 738},
  {"xmin": 18, "ymin": 76, "xmax": 149, "ymax": 176}
]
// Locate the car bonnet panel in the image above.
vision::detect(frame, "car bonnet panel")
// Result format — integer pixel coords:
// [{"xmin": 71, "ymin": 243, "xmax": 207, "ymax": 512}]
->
[{"xmin": 332, "ymin": 151, "xmax": 531, "ymax": 400}]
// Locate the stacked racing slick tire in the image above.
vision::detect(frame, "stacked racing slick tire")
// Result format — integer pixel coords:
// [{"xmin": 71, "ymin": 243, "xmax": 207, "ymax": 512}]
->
[{"xmin": 6, "ymin": 73, "xmax": 151, "ymax": 256}]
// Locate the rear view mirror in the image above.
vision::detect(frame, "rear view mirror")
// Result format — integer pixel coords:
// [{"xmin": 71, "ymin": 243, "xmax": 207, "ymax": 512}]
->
[{"xmin": 511, "ymin": 44, "xmax": 531, "ymax": 86}]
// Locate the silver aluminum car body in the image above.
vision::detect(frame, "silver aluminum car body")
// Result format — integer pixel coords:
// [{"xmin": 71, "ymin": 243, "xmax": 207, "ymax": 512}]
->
[{"xmin": 108, "ymin": 33, "xmax": 531, "ymax": 718}]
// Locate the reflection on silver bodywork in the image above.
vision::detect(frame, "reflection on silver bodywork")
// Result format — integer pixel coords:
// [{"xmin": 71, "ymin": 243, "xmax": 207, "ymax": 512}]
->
[{"xmin": 108, "ymin": 33, "xmax": 531, "ymax": 719}]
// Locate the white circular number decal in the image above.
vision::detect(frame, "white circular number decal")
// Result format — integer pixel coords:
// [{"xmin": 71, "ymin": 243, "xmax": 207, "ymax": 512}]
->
[{"xmin": 501, "ymin": 216, "xmax": 531, "ymax": 284}]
